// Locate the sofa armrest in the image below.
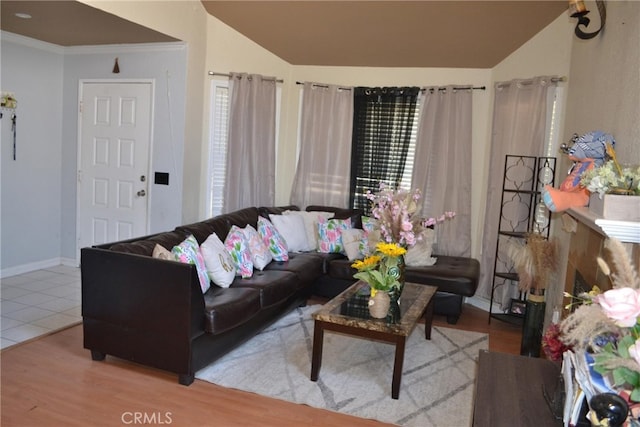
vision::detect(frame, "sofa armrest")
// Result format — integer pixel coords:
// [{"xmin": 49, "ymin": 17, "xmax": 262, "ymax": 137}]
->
[{"xmin": 81, "ymin": 247, "xmax": 205, "ymax": 343}]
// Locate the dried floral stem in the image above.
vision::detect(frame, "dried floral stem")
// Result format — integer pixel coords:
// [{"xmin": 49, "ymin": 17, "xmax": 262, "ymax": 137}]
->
[
  {"xmin": 605, "ymin": 238, "xmax": 640, "ymax": 290},
  {"xmin": 507, "ymin": 233, "xmax": 558, "ymax": 293}
]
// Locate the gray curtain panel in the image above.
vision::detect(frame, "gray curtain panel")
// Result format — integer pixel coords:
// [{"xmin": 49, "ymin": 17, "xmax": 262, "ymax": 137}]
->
[
  {"xmin": 412, "ymin": 86, "xmax": 473, "ymax": 257},
  {"xmin": 477, "ymin": 76, "xmax": 559, "ymax": 306},
  {"xmin": 223, "ymin": 73, "xmax": 276, "ymax": 213},
  {"xmin": 290, "ymin": 82, "xmax": 354, "ymax": 208}
]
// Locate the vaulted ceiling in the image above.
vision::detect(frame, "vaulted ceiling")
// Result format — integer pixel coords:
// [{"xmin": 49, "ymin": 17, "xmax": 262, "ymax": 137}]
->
[{"xmin": 1, "ymin": 1, "xmax": 569, "ymax": 68}]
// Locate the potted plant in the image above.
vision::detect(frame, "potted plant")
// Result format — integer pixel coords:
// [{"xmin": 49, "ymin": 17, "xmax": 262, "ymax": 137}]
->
[
  {"xmin": 581, "ymin": 143, "xmax": 640, "ymax": 221},
  {"xmin": 351, "ymin": 242, "xmax": 407, "ymax": 318}
]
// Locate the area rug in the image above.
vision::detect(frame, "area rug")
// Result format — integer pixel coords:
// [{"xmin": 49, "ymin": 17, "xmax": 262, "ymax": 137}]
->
[{"xmin": 196, "ymin": 305, "xmax": 488, "ymax": 427}]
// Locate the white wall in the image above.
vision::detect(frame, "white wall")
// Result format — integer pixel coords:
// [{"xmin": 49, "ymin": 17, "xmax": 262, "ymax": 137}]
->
[
  {"xmin": 60, "ymin": 43, "xmax": 188, "ymax": 261},
  {"xmin": 82, "ymin": 0, "xmax": 208, "ymax": 224},
  {"xmin": 563, "ymin": 0, "xmax": 639, "ymax": 161},
  {"xmin": 1, "ymin": 34, "xmax": 64, "ymax": 275},
  {"xmin": 0, "ymin": 33, "xmax": 188, "ymax": 274}
]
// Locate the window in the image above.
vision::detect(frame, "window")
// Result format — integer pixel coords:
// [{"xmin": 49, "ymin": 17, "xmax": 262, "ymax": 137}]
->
[
  {"xmin": 207, "ymin": 80, "xmax": 230, "ymax": 218},
  {"xmin": 207, "ymin": 80, "xmax": 282, "ymax": 217},
  {"xmin": 349, "ymin": 87, "xmax": 421, "ymax": 213}
]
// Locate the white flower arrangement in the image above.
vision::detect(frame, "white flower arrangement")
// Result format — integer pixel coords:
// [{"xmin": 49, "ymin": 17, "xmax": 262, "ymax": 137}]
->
[
  {"xmin": 579, "ymin": 144, "xmax": 640, "ymax": 199},
  {"xmin": 581, "ymin": 161, "xmax": 640, "ymax": 199}
]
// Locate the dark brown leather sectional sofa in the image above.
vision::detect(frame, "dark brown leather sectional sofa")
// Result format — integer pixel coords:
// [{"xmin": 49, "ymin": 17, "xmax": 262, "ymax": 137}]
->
[{"xmin": 81, "ymin": 205, "xmax": 479, "ymax": 385}]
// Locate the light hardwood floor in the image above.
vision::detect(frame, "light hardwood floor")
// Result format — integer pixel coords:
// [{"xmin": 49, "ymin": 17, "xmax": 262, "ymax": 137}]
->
[{"xmin": 1, "ymin": 303, "xmax": 521, "ymax": 426}]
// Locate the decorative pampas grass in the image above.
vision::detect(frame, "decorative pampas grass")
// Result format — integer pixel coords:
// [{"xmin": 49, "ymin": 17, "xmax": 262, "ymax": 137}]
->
[
  {"xmin": 560, "ymin": 237, "xmax": 640, "ymax": 355},
  {"xmin": 507, "ymin": 233, "xmax": 559, "ymax": 294},
  {"xmin": 604, "ymin": 238, "xmax": 640, "ymax": 290}
]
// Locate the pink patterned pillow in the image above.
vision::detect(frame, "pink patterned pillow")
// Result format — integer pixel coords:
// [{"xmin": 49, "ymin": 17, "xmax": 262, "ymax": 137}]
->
[
  {"xmin": 224, "ymin": 226, "xmax": 253, "ymax": 278},
  {"xmin": 242, "ymin": 225, "xmax": 273, "ymax": 270},
  {"xmin": 171, "ymin": 235, "xmax": 211, "ymax": 293},
  {"xmin": 257, "ymin": 216, "xmax": 289, "ymax": 261},
  {"xmin": 316, "ymin": 217, "xmax": 352, "ymax": 254}
]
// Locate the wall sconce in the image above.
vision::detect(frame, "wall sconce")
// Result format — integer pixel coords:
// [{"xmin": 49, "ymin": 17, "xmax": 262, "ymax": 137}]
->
[{"xmin": 569, "ymin": 0, "xmax": 606, "ymax": 39}]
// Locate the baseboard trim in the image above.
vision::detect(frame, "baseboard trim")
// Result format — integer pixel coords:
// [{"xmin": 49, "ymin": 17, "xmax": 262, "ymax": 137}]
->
[
  {"xmin": 1, "ymin": 258, "xmax": 78, "ymax": 279},
  {"xmin": 464, "ymin": 295, "xmax": 495, "ymax": 313}
]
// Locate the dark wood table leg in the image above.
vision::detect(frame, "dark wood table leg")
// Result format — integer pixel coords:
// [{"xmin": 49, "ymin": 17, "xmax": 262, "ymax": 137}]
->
[
  {"xmin": 391, "ymin": 336, "xmax": 406, "ymax": 399},
  {"xmin": 424, "ymin": 298, "xmax": 434, "ymax": 340},
  {"xmin": 310, "ymin": 320, "xmax": 324, "ymax": 381}
]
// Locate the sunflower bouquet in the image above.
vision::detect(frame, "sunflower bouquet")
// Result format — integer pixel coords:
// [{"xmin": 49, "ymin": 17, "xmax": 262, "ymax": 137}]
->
[{"xmin": 351, "ymin": 242, "xmax": 407, "ymax": 296}]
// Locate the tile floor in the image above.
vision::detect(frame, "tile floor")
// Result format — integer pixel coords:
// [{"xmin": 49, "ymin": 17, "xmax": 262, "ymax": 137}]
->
[{"xmin": 1, "ymin": 265, "xmax": 81, "ymax": 349}]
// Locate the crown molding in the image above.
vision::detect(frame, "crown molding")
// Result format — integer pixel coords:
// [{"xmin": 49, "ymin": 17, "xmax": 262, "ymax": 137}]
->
[
  {"xmin": 64, "ymin": 41, "xmax": 186, "ymax": 55},
  {"xmin": 1, "ymin": 31, "xmax": 186, "ymax": 56},
  {"xmin": 1, "ymin": 31, "xmax": 66, "ymax": 55}
]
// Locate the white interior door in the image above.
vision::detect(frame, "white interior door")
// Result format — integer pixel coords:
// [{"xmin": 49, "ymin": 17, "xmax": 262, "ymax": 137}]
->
[{"xmin": 78, "ymin": 81, "xmax": 152, "ymax": 252}]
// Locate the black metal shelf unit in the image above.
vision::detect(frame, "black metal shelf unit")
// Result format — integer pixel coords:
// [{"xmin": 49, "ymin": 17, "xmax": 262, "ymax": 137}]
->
[{"xmin": 488, "ymin": 155, "xmax": 556, "ymax": 325}]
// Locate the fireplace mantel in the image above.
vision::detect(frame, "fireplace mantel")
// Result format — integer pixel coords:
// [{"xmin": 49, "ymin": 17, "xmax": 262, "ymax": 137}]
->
[{"xmin": 568, "ymin": 206, "xmax": 640, "ymax": 243}]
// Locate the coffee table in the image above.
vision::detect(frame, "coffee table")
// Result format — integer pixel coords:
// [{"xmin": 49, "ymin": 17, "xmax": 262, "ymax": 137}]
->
[{"xmin": 310, "ymin": 280, "xmax": 437, "ymax": 399}]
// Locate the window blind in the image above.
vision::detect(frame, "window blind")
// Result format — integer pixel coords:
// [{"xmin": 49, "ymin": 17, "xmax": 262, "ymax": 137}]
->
[{"xmin": 350, "ymin": 87, "xmax": 421, "ymax": 213}]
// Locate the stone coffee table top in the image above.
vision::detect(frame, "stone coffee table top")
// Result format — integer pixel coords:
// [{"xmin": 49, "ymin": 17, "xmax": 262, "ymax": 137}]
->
[{"xmin": 312, "ymin": 280, "xmax": 437, "ymax": 336}]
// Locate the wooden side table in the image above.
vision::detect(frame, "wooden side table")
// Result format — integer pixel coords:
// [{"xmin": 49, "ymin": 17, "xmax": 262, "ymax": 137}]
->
[{"xmin": 473, "ymin": 350, "xmax": 563, "ymax": 426}]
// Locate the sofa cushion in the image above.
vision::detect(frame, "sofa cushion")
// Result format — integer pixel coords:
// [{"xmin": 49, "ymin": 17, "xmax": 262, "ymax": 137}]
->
[
  {"xmin": 176, "ymin": 218, "xmax": 229, "ymax": 245},
  {"xmin": 264, "ymin": 252, "xmax": 325, "ymax": 288},
  {"xmin": 109, "ymin": 231, "xmax": 187, "ymax": 256},
  {"xmin": 203, "ymin": 286, "xmax": 262, "ymax": 334},
  {"xmin": 325, "ymin": 255, "xmax": 479, "ymax": 298},
  {"xmin": 404, "ymin": 256, "xmax": 479, "ymax": 297},
  {"xmin": 306, "ymin": 205, "xmax": 364, "ymax": 229},
  {"xmin": 231, "ymin": 270, "xmax": 299, "ymax": 307},
  {"xmin": 201, "ymin": 232, "xmax": 235, "ymax": 288},
  {"xmin": 258, "ymin": 205, "xmax": 300, "ymax": 218}
]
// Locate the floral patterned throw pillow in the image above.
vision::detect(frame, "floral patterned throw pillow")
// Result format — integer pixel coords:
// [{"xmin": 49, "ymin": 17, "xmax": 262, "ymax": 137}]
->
[
  {"xmin": 224, "ymin": 226, "xmax": 254, "ymax": 278},
  {"xmin": 242, "ymin": 225, "xmax": 273, "ymax": 270},
  {"xmin": 257, "ymin": 216, "xmax": 289, "ymax": 262},
  {"xmin": 171, "ymin": 234, "xmax": 211, "ymax": 293},
  {"xmin": 316, "ymin": 217, "xmax": 352, "ymax": 254}
]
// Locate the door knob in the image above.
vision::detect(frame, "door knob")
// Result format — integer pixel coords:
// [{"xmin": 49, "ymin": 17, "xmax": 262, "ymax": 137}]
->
[{"xmin": 137, "ymin": 190, "xmax": 146, "ymax": 197}]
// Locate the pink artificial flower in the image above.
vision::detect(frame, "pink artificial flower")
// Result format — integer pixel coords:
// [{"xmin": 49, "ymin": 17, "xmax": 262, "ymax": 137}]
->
[
  {"xmin": 629, "ymin": 339, "xmax": 640, "ymax": 367},
  {"xmin": 424, "ymin": 218, "xmax": 436, "ymax": 227},
  {"xmin": 401, "ymin": 220, "xmax": 413, "ymax": 231},
  {"xmin": 595, "ymin": 287, "xmax": 640, "ymax": 327}
]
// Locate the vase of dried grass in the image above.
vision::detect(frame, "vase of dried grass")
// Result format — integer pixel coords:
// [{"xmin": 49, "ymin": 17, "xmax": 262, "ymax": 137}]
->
[{"xmin": 521, "ymin": 291, "xmax": 546, "ymax": 357}]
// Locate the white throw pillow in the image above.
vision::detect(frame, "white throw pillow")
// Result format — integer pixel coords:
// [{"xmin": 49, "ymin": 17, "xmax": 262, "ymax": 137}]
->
[
  {"xmin": 405, "ymin": 228, "xmax": 437, "ymax": 267},
  {"xmin": 342, "ymin": 228, "xmax": 365, "ymax": 261},
  {"xmin": 269, "ymin": 213, "xmax": 312, "ymax": 252},
  {"xmin": 201, "ymin": 232, "xmax": 236, "ymax": 288},
  {"xmin": 284, "ymin": 210, "xmax": 334, "ymax": 251},
  {"xmin": 242, "ymin": 225, "xmax": 273, "ymax": 270}
]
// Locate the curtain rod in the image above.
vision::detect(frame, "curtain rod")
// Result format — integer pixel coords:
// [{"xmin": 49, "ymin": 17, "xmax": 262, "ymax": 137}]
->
[
  {"xmin": 208, "ymin": 71, "xmax": 284, "ymax": 84},
  {"xmin": 421, "ymin": 86, "xmax": 485, "ymax": 93},
  {"xmin": 495, "ymin": 76, "xmax": 566, "ymax": 89},
  {"xmin": 295, "ymin": 81, "xmax": 352, "ymax": 91},
  {"xmin": 295, "ymin": 81, "xmax": 485, "ymax": 92}
]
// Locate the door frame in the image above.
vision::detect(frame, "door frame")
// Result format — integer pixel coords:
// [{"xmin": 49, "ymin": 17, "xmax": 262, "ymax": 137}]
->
[{"xmin": 76, "ymin": 79, "xmax": 155, "ymax": 263}]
